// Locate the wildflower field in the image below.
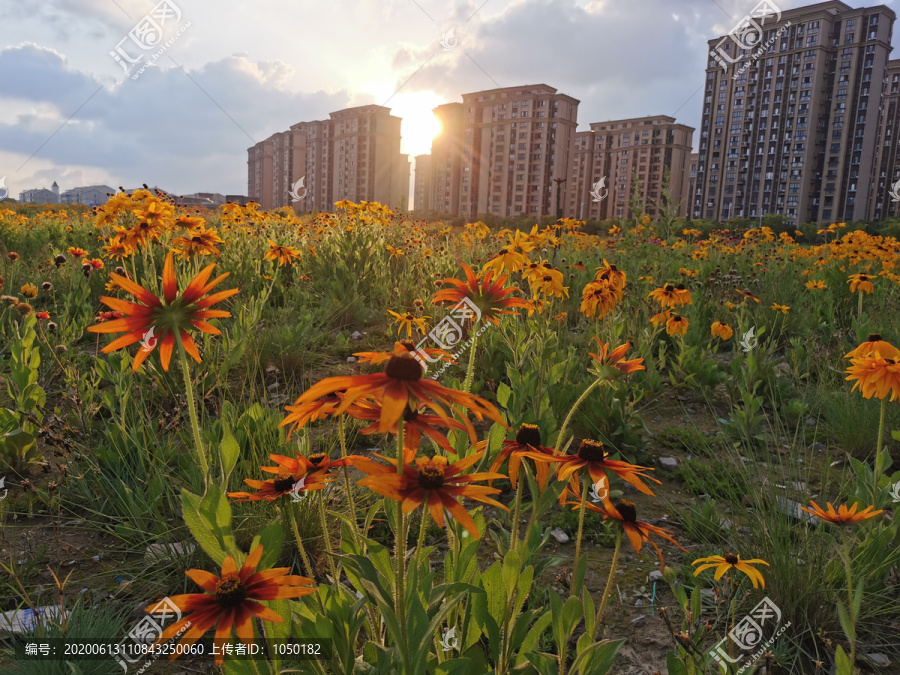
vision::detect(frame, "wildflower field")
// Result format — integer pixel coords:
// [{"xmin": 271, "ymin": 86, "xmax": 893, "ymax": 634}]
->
[{"xmin": 0, "ymin": 193, "xmax": 898, "ymax": 675}]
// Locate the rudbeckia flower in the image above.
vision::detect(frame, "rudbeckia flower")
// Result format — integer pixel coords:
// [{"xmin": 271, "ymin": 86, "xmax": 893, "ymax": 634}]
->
[
  {"xmin": 805, "ymin": 280, "xmax": 827, "ymax": 290},
  {"xmin": 145, "ymin": 545, "xmax": 316, "ymax": 665},
  {"xmin": 227, "ymin": 452, "xmax": 350, "ymax": 502},
  {"xmin": 280, "ymin": 393, "xmax": 344, "ymax": 440},
  {"xmin": 289, "ymin": 344, "xmax": 507, "ymax": 436},
  {"xmin": 799, "ymin": 500, "xmax": 883, "ymax": 524},
  {"xmin": 350, "ymin": 399, "xmax": 470, "ymax": 454},
  {"xmin": 526, "ymin": 438, "xmax": 660, "ymax": 500},
  {"xmin": 711, "ymin": 321, "xmax": 733, "ymax": 341},
  {"xmin": 264, "ymin": 239, "xmax": 301, "ymax": 267},
  {"xmin": 487, "ymin": 423, "xmax": 556, "ymax": 489},
  {"xmin": 771, "ymin": 303, "xmax": 791, "ymax": 314},
  {"xmin": 434, "ymin": 264, "xmax": 529, "ymax": 325},
  {"xmin": 848, "ymin": 273, "xmax": 874, "ymax": 294},
  {"xmin": 845, "ymin": 354, "xmax": 900, "ymax": 401},
  {"xmin": 692, "ymin": 553, "xmax": 770, "ymax": 589},
  {"xmin": 572, "ymin": 499, "xmax": 685, "ymax": 568},
  {"xmin": 844, "ymin": 334, "xmax": 900, "ymax": 361},
  {"xmin": 482, "ymin": 248, "xmax": 529, "ymax": 275},
  {"xmin": 588, "ymin": 339, "xmax": 645, "ymax": 375},
  {"xmin": 666, "ymin": 313, "xmax": 689, "ymax": 337},
  {"xmin": 594, "ymin": 260, "xmax": 626, "ymax": 290},
  {"xmin": 87, "ymin": 252, "xmax": 238, "ymax": 371},
  {"xmin": 354, "ymin": 451, "xmax": 507, "ymax": 538},
  {"xmin": 387, "ymin": 310, "xmax": 430, "ymax": 338},
  {"xmin": 648, "ymin": 283, "xmax": 680, "ymax": 308}
]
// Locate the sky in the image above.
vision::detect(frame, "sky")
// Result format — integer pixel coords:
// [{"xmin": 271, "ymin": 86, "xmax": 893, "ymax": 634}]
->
[{"xmin": 0, "ymin": 0, "xmax": 897, "ymax": 200}]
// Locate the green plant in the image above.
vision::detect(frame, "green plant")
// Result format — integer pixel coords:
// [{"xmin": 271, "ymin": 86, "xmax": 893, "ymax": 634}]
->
[{"xmin": 0, "ymin": 314, "xmax": 46, "ymax": 472}]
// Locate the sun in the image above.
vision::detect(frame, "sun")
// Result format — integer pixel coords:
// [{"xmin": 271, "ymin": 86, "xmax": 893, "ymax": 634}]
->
[{"xmin": 401, "ymin": 109, "xmax": 442, "ymax": 157}]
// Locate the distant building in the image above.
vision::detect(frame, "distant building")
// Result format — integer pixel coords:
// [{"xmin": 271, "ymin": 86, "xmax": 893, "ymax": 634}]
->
[
  {"xmin": 225, "ymin": 195, "xmax": 250, "ymax": 206},
  {"xmin": 248, "ymin": 105, "xmax": 410, "ymax": 211},
  {"xmin": 179, "ymin": 192, "xmax": 227, "ymax": 207},
  {"xmin": 567, "ymin": 116, "xmax": 694, "ymax": 221},
  {"xmin": 19, "ymin": 187, "xmax": 59, "ymax": 204},
  {"xmin": 429, "ymin": 103, "xmax": 465, "ymax": 215},
  {"xmin": 413, "ymin": 155, "xmax": 432, "ymax": 211},
  {"xmin": 685, "ymin": 152, "xmax": 700, "ymax": 217},
  {"xmin": 61, "ymin": 185, "xmax": 116, "ymax": 206}
]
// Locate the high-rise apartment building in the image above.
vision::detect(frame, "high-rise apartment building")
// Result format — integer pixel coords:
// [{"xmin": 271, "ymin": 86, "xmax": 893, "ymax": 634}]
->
[
  {"xmin": 429, "ymin": 103, "xmax": 465, "ymax": 215},
  {"xmin": 685, "ymin": 152, "xmax": 700, "ymax": 212},
  {"xmin": 566, "ymin": 116, "xmax": 694, "ymax": 220},
  {"xmin": 419, "ymin": 85, "xmax": 579, "ymax": 219},
  {"xmin": 872, "ymin": 60, "xmax": 900, "ymax": 220},
  {"xmin": 248, "ymin": 106, "xmax": 409, "ymax": 211},
  {"xmin": 414, "ymin": 154, "xmax": 432, "ymax": 211},
  {"xmin": 696, "ymin": 1, "xmax": 895, "ymax": 225}
]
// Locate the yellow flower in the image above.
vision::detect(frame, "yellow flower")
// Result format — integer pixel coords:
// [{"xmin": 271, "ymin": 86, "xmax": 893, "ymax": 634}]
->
[
  {"xmin": 386, "ymin": 245, "xmax": 405, "ymax": 258},
  {"xmin": 805, "ymin": 280, "xmax": 827, "ymax": 290},
  {"xmin": 771, "ymin": 303, "xmax": 790, "ymax": 314},
  {"xmin": 693, "ymin": 553, "xmax": 769, "ymax": 589},
  {"xmin": 387, "ymin": 310, "xmax": 429, "ymax": 338},
  {"xmin": 666, "ymin": 313, "xmax": 689, "ymax": 337}
]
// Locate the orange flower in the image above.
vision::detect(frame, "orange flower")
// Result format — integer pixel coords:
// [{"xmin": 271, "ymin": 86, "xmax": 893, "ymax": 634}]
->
[
  {"xmin": 67, "ymin": 247, "xmax": 87, "ymax": 258},
  {"xmin": 735, "ymin": 288, "xmax": 761, "ymax": 303},
  {"xmin": 354, "ymin": 340, "xmax": 453, "ymax": 367},
  {"xmin": 666, "ymin": 313, "xmax": 689, "ymax": 337},
  {"xmin": 349, "ymin": 399, "xmax": 470, "ymax": 454},
  {"xmin": 711, "ymin": 321, "xmax": 733, "ymax": 341},
  {"xmin": 844, "ymin": 334, "xmax": 900, "ymax": 361},
  {"xmin": 145, "ymin": 545, "xmax": 315, "ymax": 665},
  {"xmin": 845, "ymin": 354, "xmax": 900, "ymax": 401},
  {"xmin": 280, "ymin": 393, "xmax": 343, "ymax": 440},
  {"xmin": 354, "ymin": 451, "xmax": 507, "ymax": 538},
  {"xmin": 848, "ymin": 273, "xmax": 874, "ymax": 294},
  {"xmin": 433, "ymin": 264, "xmax": 529, "ymax": 325},
  {"xmin": 227, "ymin": 452, "xmax": 350, "ymax": 502},
  {"xmin": 525, "ymin": 438, "xmax": 660, "ymax": 500},
  {"xmin": 290, "ymin": 344, "xmax": 507, "ymax": 437},
  {"xmin": 488, "ymin": 423, "xmax": 556, "ymax": 490},
  {"xmin": 572, "ymin": 499, "xmax": 685, "ymax": 568},
  {"xmin": 800, "ymin": 500, "xmax": 883, "ymax": 524},
  {"xmin": 649, "ymin": 310, "xmax": 672, "ymax": 327},
  {"xmin": 86, "ymin": 252, "xmax": 238, "ymax": 371},
  {"xmin": 588, "ymin": 338, "xmax": 645, "ymax": 375},
  {"xmin": 264, "ymin": 239, "xmax": 301, "ymax": 266},
  {"xmin": 594, "ymin": 260, "xmax": 626, "ymax": 290},
  {"xmin": 35, "ymin": 311, "xmax": 50, "ymax": 320},
  {"xmin": 88, "ymin": 258, "xmax": 104, "ymax": 270}
]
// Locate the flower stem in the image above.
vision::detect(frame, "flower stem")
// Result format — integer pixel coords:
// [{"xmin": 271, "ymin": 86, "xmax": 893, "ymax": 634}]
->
[
  {"xmin": 874, "ymin": 397, "xmax": 886, "ymax": 502},
  {"xmin": 175, "ymin": 333, "xmax": 209, "ymax": 491},
  {"xmin": 573, "ymin": 478, "xmax": 589, "ymax": 596},
  {"xmin": 858, "ymin": 290, "xmax": 863, "ymax": 321},
  {"xmin": 286, "ymin": 505, "xmax": 326, "ymax": 614},
  {"xmin": 415, "ymin": 508, "xmax": 429, "ymax": 569},
  {"xmin": 593, "ymin": 530, "xmax": 622, "ymax": 640},
  {"xmin": 397, "ymin": 418, "xmax": 406, "ymax": 474},
  {"xmin": 338, "ymin": 415, "xmax": 361, "ymax": 547},
  {"xmin": 555, "ymin": 377, "xmax": 603, "ymax": 454},
  {"xmin": 521, "ymin": 463, "xmax": 542, "ymax": 556},
  {"xmin": 843, "ymin": 536, "xmax": 858, "ymax": 672},
  {"xmin": 317, "ymin": 492, "xmax": 338, "ymax": 582},
  {"xmin": 394, "ymin": 418, "xmax": 411, "ymax": 673},
  {"xmin": 509, "ymin": 476, "xmax": 524, "ymax": 554},
  {"xmin": 462, "ymin": 327, "xmax": 479, "ymax": 394}
]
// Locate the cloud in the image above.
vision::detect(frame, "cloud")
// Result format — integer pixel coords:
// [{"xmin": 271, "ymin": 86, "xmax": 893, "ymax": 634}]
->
[{"xmin": 0, "ymin": 45, "xmax": 351, "ymax": 195}]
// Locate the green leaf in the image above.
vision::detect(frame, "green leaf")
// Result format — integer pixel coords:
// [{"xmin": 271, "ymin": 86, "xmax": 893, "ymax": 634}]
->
[
  {"xmin": 252, "ymin": 522, "xmax": 284, "ymax": 570},
  {"xmin": 219, "ymin": 418, "xmax": 241, "ymax": 485},
  {"xmin": 852, "ymin": 579, "xmax": 864, "ymax": 620},
  {"xmin": 837, "ymin": 600, "xmax": 855, "ymax": 642},
  {"xmin": 181, "ymin": 488, "xmax": 227, "ymax": 565},
  {"xmin": 834, "ymin": 645, "xmax": 853, "ymax": 675},
  {"xmin": 571, "ymin": 638, "xmax": 625, "ymax": 675},
  {"xmin": 666, "ymin": 651, "xmax": 688, "ymax": 675},
  {"xmin": 496, "ymin": 382, "xmax": 512, "ymax": 409}
]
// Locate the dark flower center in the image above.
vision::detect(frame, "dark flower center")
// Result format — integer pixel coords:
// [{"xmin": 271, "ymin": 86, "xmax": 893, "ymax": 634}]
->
[
  {"xmin": 516, "ymin": 423, "xmax": 542, "ymax": 447},
  {"xmin": 868, "ymin": 333, "xmax": 882, "ymax": 342},
  {"xmin": 216, "ymin": 575, "xmax": 247, "ymax": 608},
  {"xmin": 273, "ymin": 476, "xmax": 297, "ymax": 492},
  {"xmin": 664, "ymin": 284, "xmax": 674, "ymax": 292},
  {"xmin": 385, "ymin": 354, "xmax": 423, "ymax": 381},
  {"xmin": 308, "ymin": 453, "xmax": 327, "ymax": 466},
  {"xmin": 676, "ymin": 284, "xmax": 686, "ymax": 290},
  {"xmin": 616, "ymin": 500, "xmax": 637, "ymax": 523},
  {"xmin": 577, "ymin": 439, "xmax": 607, "ymax": 462},
  {"xmin": 499, "ymin": 248, "xmax": 509, "ymax": 255},
  {"xmin": 543, "ymin": 275, "xmax": 553, "ymax": 282},
  {"xmin": 403, "ymin": 406, "xmax": 419, "ymax": 422},
  {"xmin": 724, "ymin": 553, "xmax": 739, "ymax": 565},
  {"xmin": 417, "ymin": 464, "xmax": 445, "ymax": 490},
  {"xmin": 400, "ymin": 340, "xmax": 415, "ymax": 350}
]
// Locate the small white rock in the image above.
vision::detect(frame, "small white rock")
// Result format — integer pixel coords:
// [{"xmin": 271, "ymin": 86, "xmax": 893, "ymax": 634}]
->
[
  {"xmin": 347, "ymin": 356, "xmax": 357, "ymax": 363},
  {"xmin": 658, "ymin": 457, "xmax": 678, "ymax": 470},
  {"xmin": 549, "ymin": 527, "xmax": 569, "ymax": 544}
]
